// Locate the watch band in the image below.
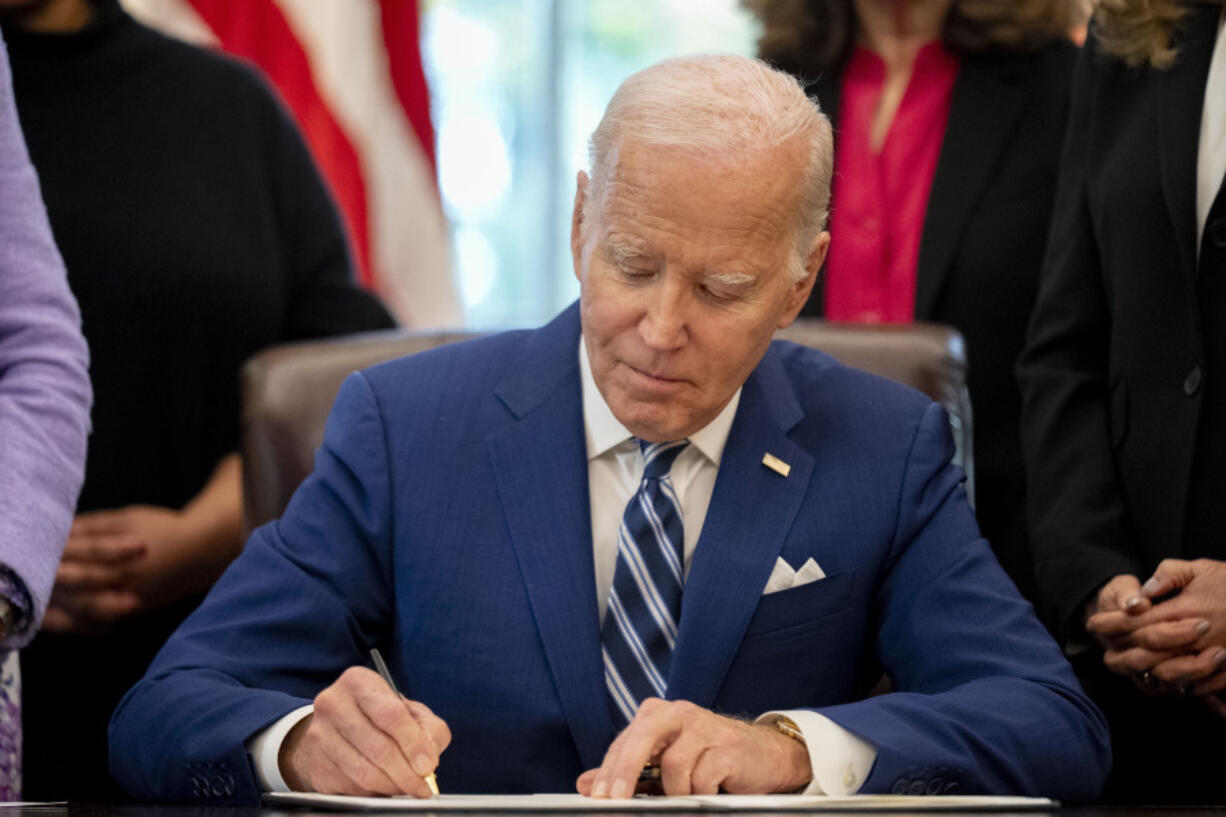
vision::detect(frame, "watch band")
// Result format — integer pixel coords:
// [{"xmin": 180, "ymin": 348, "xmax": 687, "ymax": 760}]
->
[{"xmin": 771, "ymin": 715, "xmax": 807, "ymax": 746}]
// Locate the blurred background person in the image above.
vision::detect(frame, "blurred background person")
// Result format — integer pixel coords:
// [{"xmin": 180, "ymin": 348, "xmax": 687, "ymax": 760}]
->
[
  {"xmin": 0, "ymin": 0, "xmax": 395, "ymax": 800},
  {"xmin": 745, "ymin": 0, "xmax": 1079, "ymax": 604},
  {"xmin": 122, "ymin": 0, "xmax": 460, "ymax": 329},
  {"xmin": 1019, "ymin": 0, "xmax": 1226, "ymax": 803},
  {"xmin": 0, "ymin": 31, "xmax": 91, "ymax": 800}
]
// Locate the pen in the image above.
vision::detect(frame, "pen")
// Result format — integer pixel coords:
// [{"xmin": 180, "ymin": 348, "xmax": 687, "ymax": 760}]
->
[
  {"xmin": 369, "ymin": 647, "xmax": 440, "ymax": 797},
  {"xmin": 635, "ymin": 764, "xmax": 665, "ymax": 796}
]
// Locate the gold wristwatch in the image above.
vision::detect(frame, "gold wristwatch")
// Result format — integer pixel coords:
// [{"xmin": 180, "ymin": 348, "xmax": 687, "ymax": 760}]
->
[{"xmin": 770, "ymin": 715, "xmax": 807, "ymax": 745}]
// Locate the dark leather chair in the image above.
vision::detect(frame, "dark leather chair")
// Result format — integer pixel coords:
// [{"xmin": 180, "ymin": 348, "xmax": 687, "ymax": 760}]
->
[
  {"xmin": 240, "ymin": 320, "xmax": 971, "ymax": 530},
  {"xmin": 774, "ymin": 320, "xmax": 973, "ymax": 497}
]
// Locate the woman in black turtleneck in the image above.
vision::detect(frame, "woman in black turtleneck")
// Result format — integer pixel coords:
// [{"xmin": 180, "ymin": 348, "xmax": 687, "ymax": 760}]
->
[{"xmin": 1, "ymin": 0, "xmax": 395, "ymax": 800}]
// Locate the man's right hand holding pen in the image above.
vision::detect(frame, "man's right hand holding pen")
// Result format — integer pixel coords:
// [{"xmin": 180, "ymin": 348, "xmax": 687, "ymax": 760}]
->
[{"xmin": 278, "ymin": 666, "xmax": 451, "ymax": 797}]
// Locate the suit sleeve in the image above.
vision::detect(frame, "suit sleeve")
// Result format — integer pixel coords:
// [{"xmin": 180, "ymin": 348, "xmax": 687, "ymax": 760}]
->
[
  {"xmin": 1015, "ymin": 42, "xmax": 1141, "ymax": 640},
  {"xmin": 109, "ymin": 372, "xmax": 396, "ymax": 804},
  {"xmin": 812, "ymin": 403, "xmax": 1111, "ymax": 802}
]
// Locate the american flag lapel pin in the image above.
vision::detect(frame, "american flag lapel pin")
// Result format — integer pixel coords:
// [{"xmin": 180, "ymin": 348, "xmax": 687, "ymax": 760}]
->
[{"xmin": 762, "ymin": 452, "xmax": 791, "ymax": 478}]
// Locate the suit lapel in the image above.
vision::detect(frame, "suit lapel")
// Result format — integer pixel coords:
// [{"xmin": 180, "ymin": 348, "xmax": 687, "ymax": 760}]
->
[
  {"xmin": 914, "ymin": 54, "xmax": 1032, "ymax": 319},
  {"xmin": 667, "ymin": 346, "xmax": 814, "ymax": 708},
  {"xmin": 487, "ymin": 305, "xmax": 614, "ymax": 770},
  {"xmin": 1157, "ymin": 7, "xmax": 1218, "ymax": 283}
]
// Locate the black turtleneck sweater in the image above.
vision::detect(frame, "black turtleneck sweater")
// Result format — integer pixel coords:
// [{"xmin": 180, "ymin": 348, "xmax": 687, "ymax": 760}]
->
[{"xmin": 4, "ymin": 0, "xmax": 394, "ymax": 800}]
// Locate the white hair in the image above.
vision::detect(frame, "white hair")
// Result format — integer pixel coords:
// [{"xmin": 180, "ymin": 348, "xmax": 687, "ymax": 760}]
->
[{"xmin": 584, "ymin": 54, "xmax": 833, "ymax": 283}]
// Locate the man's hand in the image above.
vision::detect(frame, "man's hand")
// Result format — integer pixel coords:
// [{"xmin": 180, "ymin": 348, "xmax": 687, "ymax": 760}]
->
[
  {"xmin": 576, "ymin": 699, "xmax": 810, "ymax": 798},
  {"xmin": 281, "ymin": 667, "xmax": 451, "ymax": 797}
]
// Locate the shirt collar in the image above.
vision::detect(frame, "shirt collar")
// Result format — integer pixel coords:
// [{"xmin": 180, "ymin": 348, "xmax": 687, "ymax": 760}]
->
[{"xmin": 579, "ymin": 339, "xmax": 741, "ymax": 466}]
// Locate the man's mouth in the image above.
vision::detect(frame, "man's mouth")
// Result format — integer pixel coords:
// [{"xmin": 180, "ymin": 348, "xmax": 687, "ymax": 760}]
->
[{"xmin": 625, "ymin": 363, "xmax": 683, "ymax": 384}]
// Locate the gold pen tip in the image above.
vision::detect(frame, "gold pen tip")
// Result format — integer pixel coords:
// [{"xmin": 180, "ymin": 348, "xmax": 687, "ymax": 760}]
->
[{"xmin": 426, "ymin": 772, "xmax": 440, "ymax": 796}]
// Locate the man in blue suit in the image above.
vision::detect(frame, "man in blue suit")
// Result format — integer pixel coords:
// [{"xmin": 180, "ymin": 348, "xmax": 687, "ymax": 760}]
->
[{"xmin": 109, "ymin": 54, "xmax": 1109, "ymax": 804}]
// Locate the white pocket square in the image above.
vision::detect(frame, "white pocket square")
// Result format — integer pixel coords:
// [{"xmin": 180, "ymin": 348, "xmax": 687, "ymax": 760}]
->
[{"xmin": 762, "ymin": 556, "xmax": 827, "ymax": 595}]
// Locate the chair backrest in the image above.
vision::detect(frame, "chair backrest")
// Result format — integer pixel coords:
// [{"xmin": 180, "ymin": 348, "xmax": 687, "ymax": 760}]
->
[
  {"xmin": 775, "ymin": 320, "xmax": 972, "ymax": 495},
  {"xmin": 240, "ymin": 320, "xmax": 971, "ymax": 530},
  {"xmin": 240, "ymin": 329, "xmax": 480, "ymax": 532}
]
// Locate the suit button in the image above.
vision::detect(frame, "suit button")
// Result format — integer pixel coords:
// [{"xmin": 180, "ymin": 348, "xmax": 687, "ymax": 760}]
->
[
  {"xmin": 908, "ymin": 780, "xmax": 927, "ymax": 795},
  {"xmin": 1184, "ymin": 366, "xmax": 1202, "ymax": 396},
  {"xmin": 1210, "ymin": 218, "xmax": 1226, "ymax": 248}
]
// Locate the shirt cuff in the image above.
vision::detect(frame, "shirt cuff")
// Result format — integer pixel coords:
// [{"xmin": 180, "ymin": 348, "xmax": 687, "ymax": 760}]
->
[
  {"xmin": 759, "ymin": 710, "xmax": 877, "ymax": 795},
  {"xmin": 246, "ymin": 704, "xmax": 314, "ymax": 792}
]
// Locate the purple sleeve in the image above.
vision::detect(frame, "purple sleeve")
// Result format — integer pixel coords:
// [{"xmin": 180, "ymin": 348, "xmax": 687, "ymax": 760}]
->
[{"xmin": 0, "ymin": 32, "xmax": 92, "ymax": 648}]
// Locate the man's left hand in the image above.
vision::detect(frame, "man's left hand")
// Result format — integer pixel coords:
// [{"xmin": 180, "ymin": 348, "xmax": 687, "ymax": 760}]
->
[{"xmin": 576, "ymin": 698, "xmax": 811, "ymax": 798}]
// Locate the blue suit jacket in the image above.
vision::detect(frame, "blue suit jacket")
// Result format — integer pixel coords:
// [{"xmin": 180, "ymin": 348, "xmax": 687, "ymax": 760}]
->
[{"xmin": 109, "ymin": 304, "xmax": 1108, "ymax": 803}]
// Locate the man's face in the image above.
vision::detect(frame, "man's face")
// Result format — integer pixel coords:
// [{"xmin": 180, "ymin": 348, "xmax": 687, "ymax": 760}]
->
[{"xmin": 572, "ymin": 141, "xmax": 828, "ymax": 443}]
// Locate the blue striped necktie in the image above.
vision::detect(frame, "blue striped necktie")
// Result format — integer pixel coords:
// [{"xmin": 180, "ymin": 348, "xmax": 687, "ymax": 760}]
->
[{"xmin": 602, "ymin": 438, "xmax": 689, "ymax": 727}]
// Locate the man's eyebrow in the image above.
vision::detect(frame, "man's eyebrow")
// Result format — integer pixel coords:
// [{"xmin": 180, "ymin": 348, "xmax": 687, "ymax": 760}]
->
[
  {"xmin": 703, "ymin": 269, "xmax": 757, "ymax": 288},
  {"xmin": 603, "ymin": 235, "xmax": 653, "ymax": 263}
]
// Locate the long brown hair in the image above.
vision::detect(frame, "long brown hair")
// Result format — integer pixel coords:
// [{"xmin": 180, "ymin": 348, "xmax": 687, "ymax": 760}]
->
[
  {"xmin": 744, "ymin": 0, "xmax": 1079, "ymax": 78},
  {"xmin": 1093, "ymin": 0, "xmax": 1224, "ymax": 69}
]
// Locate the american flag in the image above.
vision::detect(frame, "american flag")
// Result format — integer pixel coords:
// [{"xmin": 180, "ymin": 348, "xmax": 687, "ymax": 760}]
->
[{"xmin": 123, "ymin": 0, "xmax": 461, "ymax": 328}]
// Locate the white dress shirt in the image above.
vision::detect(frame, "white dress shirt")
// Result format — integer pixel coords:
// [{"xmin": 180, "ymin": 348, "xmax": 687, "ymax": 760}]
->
[
  {"xmin": 581, "ymin": 339, "xmax": 738, "ymax": 623},
  {"xmin": 1196, "ymin": 9, "xmax": 1226, "ymax": 256},
  {"xmin": 248, "ymin": 341, "xmax": 876, "ymax": 795}
]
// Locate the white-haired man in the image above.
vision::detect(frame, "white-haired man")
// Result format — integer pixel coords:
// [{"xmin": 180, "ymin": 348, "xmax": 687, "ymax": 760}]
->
[{"xmin": 109, "ymin": 55, "xmax": 1109, "ymax": 804}]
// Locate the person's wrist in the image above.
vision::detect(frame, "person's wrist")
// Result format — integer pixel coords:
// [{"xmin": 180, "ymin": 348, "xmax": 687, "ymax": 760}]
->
[
  {"xmin": 279, "ymin": 714, "xmax": 314, "ymax": 792},
  {"xmin": 182, "ymin": 500, "xmax": 243, "ymax": 560},
  {"xmin": 761, "ymin": 716, "xmax": 811, "ymax": 792}
]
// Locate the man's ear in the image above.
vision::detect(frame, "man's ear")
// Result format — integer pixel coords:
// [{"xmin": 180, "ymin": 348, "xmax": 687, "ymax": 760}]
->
[
  {"xmin": 778, "ymin": 230, "xmax": 830, "ymax": 328},
  {"xmin": 571, "ymin": 171, "xmax": 590, "ymax": 281}
]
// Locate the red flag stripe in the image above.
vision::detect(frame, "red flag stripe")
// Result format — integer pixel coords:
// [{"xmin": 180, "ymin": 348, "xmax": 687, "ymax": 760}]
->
[
  {"xmin": 184, "ymin": 0, "xmax": 374, "ymax": 286},
  {"xmin": 377, "ymin": 0, "xmax": 436, "ymax": 173}
]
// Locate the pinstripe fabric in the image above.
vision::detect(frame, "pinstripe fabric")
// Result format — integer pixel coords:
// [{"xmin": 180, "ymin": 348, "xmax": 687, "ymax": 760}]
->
[{"xmin": 601, "ymin": 439, "xmax": 688, "ymax": 726}]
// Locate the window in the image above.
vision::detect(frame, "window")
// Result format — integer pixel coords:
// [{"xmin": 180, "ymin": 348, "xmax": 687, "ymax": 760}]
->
[{"xmin": 423, "ymin": 0, "xmax": 756, "ymax": 327}]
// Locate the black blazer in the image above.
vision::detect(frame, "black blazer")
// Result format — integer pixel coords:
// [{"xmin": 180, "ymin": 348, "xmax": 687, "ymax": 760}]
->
[
  {"xmin": 801, "ymin": 42, "xmax": 1077, "ymax": 601},
  {"xmin": 1018, "ymin": 7, "xmax": 1226, "ymax": 638},
  {"xmin": 1017, "ymin": 12, "xmax": 1226, "ymax": 801}
]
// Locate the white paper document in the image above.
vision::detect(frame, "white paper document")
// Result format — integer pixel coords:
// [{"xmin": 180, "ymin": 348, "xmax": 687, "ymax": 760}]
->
[
  {"xmin": 0, "ymin": 804, "xmax": 68, "ymax": 809},
  {"xmin": 264, "ymin": 791, "xmax": 1057, "ymax": 812}
]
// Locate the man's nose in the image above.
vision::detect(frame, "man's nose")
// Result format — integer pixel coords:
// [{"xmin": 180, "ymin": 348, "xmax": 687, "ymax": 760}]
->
[{"xmin": 638, "ymin": 283, "xmax": 688, "ymax": 350}]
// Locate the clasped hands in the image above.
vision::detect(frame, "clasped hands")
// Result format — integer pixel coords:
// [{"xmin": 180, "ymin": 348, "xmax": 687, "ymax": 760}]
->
[
  {"xmin": 45, "ymin": 454, "xmax": 244, "ymax": 634},
  {"xmin": 45, "ymin": 504, "xmax": 232, "ymax": 634},
  {"xmin": 280, "ymin": 668, "xmax": 812, "ymax": 798},
  {"xmin": 45, "ymin": 506, "xmax": 173, "ymax": 633},
  {"xmin": 1086, "ymin": 559, "xmax": 1226, "ymax": 716}
]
